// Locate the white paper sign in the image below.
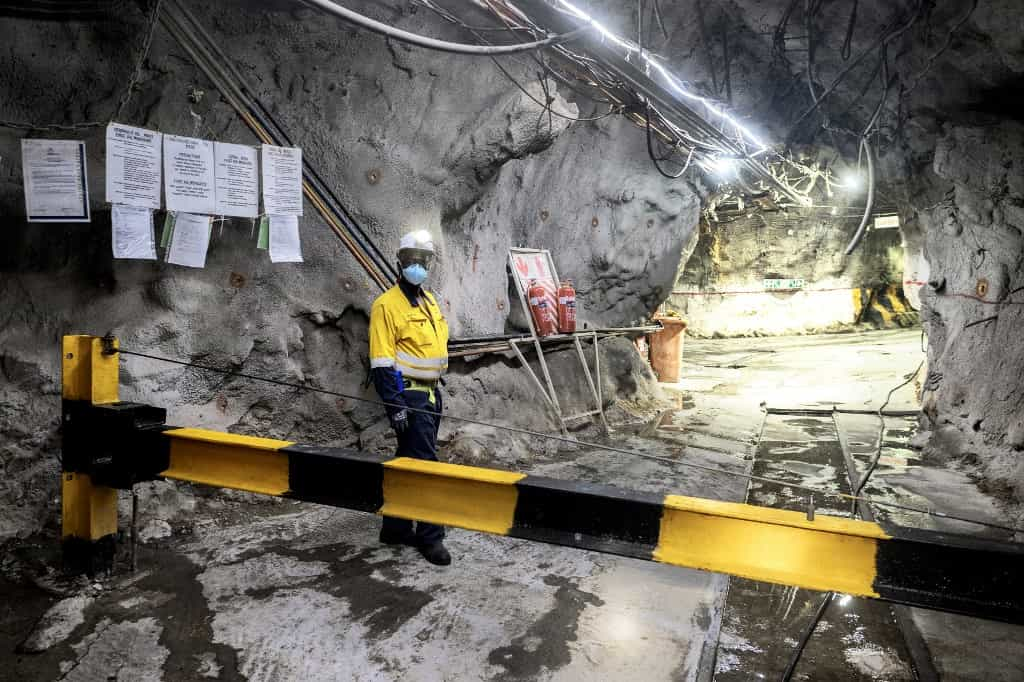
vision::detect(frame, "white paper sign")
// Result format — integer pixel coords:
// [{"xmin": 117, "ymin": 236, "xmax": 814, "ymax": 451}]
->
[
  {"xmin": 269, "ymin": 214, "xmax": 303, "ymax": 263},
  {"xmin": 164, "ymin": 135, "xmax": 216, "ymax": 214},
  {"xmin": 214, "ymin": 142, "xmax": 259, "ymax": 217},
  {"xmin": 105, "ymin": 123, "xmax": 162, "ymax": 209},
  {"xmin": 261, "ymin": 145, "xmax": 303, "ymax": 215},
  {"xmin": 21, "ymin": 139, "xmax": 91, "ymax": 222},
  {"xmin": 112, "ymin": 205, "xmax": 157, "ymax": 260},
  {"xmin": 166, "ymin": 213, "xmax": 212, "ymax": 268}
]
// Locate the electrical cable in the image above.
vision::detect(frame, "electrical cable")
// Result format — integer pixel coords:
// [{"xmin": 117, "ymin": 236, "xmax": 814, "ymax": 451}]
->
[
  {"xmin": 167, "ymin": 0, "xmax": 397, "ymax": 283},
  {"xmin": 161, "ymin": 1, "xmax": 396, "ymax": 289},
  {"xmin": 104, "ymin": 344, "xmax": 1024, "ymax": 535},
  {"xmin": 853, "ymin": 359, "xmax": 925, "ymax": 514},
  {"xmin": 843, "ymin": 136, "xmax": 874, "ymax": 255},
  {"xmin": 299, "ymin": 0, "xmax": 590, "ymax": 55},
  {"xmin": 645, "ymin": 103, "xmax": 694, "ymax": 178},
  {"xmin": 840, "ymin": 0, "xmax": 858, "ymax": 60},
  {"xmin": 785, "ymin": 0, "xmax": 923, "ymax": 141},
  {"xmin": 781, "ymin": 592, "xmax": 833, "ymax": 681},
  {"xmin": 416, "ymin": 0, "xmax": 618, "ymax": 121}
]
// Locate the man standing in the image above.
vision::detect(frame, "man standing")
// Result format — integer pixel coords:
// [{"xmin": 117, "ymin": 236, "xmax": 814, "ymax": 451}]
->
[{"xmin": 368, "ymin": 229, "xmax": 451, "ymax": 566}]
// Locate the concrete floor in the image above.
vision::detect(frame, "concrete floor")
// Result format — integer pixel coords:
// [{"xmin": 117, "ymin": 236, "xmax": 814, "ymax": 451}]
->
[{"xmin": 3, "ymin": 329, "xmax": 1023, "ymax": 681}]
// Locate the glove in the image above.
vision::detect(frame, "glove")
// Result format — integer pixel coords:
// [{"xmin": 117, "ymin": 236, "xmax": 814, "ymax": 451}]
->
[{"xmin": 390, "ymin": 408, "xmax": 409, "ymax": 435}]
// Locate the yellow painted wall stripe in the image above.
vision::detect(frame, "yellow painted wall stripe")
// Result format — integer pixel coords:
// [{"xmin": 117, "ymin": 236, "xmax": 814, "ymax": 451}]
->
[
  {"xmin": 382, "ymin": 457, "xmax": 524, "ymax": 534},
  {"xmin": 162, "ymin": 428, "xmax": 293, "ymax": 496},
  {"xmin": 655, "ymin": 495, "xmax": 883, "ymax": 597}
]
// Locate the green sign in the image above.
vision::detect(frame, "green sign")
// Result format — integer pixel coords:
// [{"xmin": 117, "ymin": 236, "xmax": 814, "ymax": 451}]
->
[{"xmin": 763, "ymin": 278, "xmax": 806, "ymax": 291}]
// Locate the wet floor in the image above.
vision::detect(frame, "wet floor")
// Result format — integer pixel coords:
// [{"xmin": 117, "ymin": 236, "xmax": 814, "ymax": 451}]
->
[{"xmin": 715, "ymin": 414, "xmax": 917, "ymax": 681}]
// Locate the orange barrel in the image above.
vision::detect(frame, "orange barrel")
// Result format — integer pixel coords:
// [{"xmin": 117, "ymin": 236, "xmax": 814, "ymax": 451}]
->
[
  {"xmin": 557, "ymin": 280, "xmax": 576, "ymax": 333},
  {"xmin": 528, "ymin": 279, "xmax": 557, "ymax": 337},
  {"xmin": 649, "ymin": 316, "xmax": 687, "ymax": 382}
]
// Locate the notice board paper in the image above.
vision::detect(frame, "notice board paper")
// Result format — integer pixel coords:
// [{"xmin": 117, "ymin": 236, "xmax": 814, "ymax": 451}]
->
[
  {"xmin": 166, "ymin": 212, "xmax": 212, "ymax": 268},
  {"xmin": 21, "ymin": 139, "xmax": 91, "ymax": 222},
  {"xmin": 269, "ymin": 214, "xmax": 303, "ymax": 263},
  {"xmin": 214, "ymin": 142, "xmax": 259, "ymax": 217},
  {"xmin": 164, "ymin": 135, "xmax": 216, "ymax": 214},
  {"xmin": 112, "ymin": 205, "xmax": 157, "ymax": 260},
  {"xmin": 261, "ymin": 145, "xmax": 303, "ymax": 215},
  {"xmin": 105, "ymin": 123, "xmax": 162, "ymax": 209}
]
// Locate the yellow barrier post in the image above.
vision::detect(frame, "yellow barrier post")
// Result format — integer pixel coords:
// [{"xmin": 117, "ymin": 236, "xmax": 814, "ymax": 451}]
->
[{"xmin": 61, "ymin": 335, "xmax": 120, "ymax": 573}]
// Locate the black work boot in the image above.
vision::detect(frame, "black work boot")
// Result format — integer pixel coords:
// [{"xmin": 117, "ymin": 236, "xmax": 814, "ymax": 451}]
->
[{"xmin": 418, "ymin": 541, "xmax": 451, "ymax": 566}]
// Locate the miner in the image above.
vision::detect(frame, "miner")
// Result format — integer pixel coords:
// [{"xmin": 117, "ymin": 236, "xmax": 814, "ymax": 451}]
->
[{"xmin": 368, "ymin": 229, "xmax": 451, "ymax": 566}]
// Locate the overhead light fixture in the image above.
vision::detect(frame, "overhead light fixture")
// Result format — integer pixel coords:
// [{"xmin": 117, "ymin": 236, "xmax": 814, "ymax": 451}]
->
[
  {"xmin": 551, "ymin": 0, "xmax": 768, "ymax": 154},
  {"xmin": 711, "ymin": 157, "xmax": 737, "ymax": 179},
  {"xmin": 839, "ymin": 169, "xmax": 865, "ymax": 193}
]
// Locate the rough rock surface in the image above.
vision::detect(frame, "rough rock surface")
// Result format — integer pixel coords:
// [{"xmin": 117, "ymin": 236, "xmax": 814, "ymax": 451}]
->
[
  {"xmin": 1, "ymin": 0, "xmax": 1023, "ymax": 532},
  {"xmin": 911, "ymin": 122, "xmax": 1024, "ymax": 499},
  {"xmin": 0, "ymin": 1, "xmax": 683, "ymax": 539}
]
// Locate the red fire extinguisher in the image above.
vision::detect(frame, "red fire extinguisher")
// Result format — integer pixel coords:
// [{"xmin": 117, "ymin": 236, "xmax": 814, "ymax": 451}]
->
[
  {"xmin": 557, "ymin": 280, "xmax": 576, "ymax": 333},
  {"xmin": 527, "ymin": 279, "xmax": 557, "ymax": 337}
]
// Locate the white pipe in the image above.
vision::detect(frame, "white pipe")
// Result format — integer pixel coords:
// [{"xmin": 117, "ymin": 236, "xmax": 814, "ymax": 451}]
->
[{"xmin": 300, "ymin": 0, "xmax": 589, "ymax": 54}]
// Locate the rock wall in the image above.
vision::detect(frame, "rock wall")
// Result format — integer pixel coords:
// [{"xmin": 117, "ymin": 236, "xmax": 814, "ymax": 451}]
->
[
  {"xmin": 911, "ymin": 122, "xmax": 1024, "ymax": 499},
  {"xmin": 2, "ymin": 0, "xmax": 1024, "ymax": 538},
  {"xmin": 0, "ymin": 1, "xmax": 685, "ymax": 540},
  {"xmin": 671, "ymin": 210, "xmax": 911, "ymax": 337}
]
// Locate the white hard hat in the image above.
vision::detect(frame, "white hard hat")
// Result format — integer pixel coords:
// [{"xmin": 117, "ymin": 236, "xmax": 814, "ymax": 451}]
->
[{"xmin": 399, "ymin": 230, "xmax": 435, "ymax": 254}]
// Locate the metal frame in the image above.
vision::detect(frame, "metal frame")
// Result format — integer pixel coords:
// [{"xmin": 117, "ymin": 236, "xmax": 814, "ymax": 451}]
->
[{"xmin": 507, "ymin": 248, "xmax": 608, "ymax": 433}]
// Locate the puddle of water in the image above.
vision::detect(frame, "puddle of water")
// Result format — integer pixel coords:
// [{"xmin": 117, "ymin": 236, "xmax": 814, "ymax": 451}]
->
[{"xmin": 715, "ymin": 414, "xmax": 917, "ymax": 680}]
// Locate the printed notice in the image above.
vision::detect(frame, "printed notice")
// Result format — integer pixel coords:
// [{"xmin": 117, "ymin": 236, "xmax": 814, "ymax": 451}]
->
[
  {"xmin": 268, "ymin": 214, "xmax": 303, "ymax": 263},
  {"xmin": 166, "ymin": 212, "xmax": 212, "ymax": 268},
  {"xmin": 214, "ymin": 142, "xmax": 259, "ymax": 217},
  {"xmin": 164, "ymin": 135, "xmax": 216, "ymax": 214},
  {"xmin": 111, "ymin": 205, "xmax": 157, "ymax": 260},
  {"xmin": 21, "ymin": 139, "xmax": 91, "ymax": 222},
  {"xmin": 261, "ymin": 145, "xmax": 302, "ymax": 215},
  {"xmin": 106, "ymin": 123, "xmax": 162, "ymax": 209}
]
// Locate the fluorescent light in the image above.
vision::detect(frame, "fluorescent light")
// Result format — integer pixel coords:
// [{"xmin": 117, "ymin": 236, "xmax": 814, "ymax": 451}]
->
[
  {"xmin": 839, "ymin": 169, "xmax": 864, "ymax": 192},
  {"xmin": 551, "ymin": 0, "xmax": 768, "ymax": 153}
]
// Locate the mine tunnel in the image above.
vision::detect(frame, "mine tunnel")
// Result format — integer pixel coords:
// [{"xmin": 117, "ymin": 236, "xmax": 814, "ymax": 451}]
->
[{"xmin": 2, "ymin": 0, "xmax": 1024, "ymax": 680}]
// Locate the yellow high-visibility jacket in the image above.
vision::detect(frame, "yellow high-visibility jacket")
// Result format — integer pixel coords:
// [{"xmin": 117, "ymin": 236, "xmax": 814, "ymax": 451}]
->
[{"xmin": 369, "ymin": 284, "xmax": 449, "ymax": 381}]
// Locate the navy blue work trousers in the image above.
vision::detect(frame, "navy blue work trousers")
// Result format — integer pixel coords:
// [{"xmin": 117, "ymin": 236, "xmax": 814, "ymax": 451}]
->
[{"xmin": 381, "ymin": 388, "xmax": 445, "ymax": 545}]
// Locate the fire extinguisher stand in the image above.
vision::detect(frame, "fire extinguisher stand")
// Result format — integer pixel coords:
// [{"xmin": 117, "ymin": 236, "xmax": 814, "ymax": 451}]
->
[{"xmin": 507, "ymin": 248, "xmax": 610, "ymax": 435}]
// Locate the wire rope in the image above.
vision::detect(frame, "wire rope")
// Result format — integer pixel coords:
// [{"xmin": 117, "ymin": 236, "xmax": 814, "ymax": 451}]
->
[{"xmin": 104, "ymin": 344, "xmax": 1024, "ymax": 536}]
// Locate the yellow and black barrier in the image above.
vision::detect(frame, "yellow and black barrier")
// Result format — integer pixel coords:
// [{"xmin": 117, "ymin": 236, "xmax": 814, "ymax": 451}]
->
[{"xmin": 60, "ymin": 336, "xmax": 1024, "ymax": 624}]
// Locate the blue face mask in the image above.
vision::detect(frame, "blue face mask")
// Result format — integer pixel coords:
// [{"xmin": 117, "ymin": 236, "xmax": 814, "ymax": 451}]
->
[{"xmin": 402, "ymin": 263, "xmax": 428, "ymax": 286}]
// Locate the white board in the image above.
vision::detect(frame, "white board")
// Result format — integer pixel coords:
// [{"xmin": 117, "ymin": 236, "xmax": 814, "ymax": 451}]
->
[
  {"xmin": 261, "ymin": 144, "xmax": 303, "ymax": 215},
  {"xmin": 163, "ymin": 135, "xmax": 216, "ymax": 214},
  {"xmin": 21, "ymin": 139, "xmax": 91, "ymax": 222},
  {"xmin": 105, "ymin": 123, "xmax": 162, "ymax": 209},
  {"xmin": 214, "ymin": 142, "xmax": 259, "ymax": 218}
]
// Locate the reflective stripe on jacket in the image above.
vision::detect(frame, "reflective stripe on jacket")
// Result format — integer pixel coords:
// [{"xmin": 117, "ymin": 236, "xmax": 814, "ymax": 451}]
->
[{"xmin": 369, "ymin": 284, "xmax": 449, "ymax": 380}]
